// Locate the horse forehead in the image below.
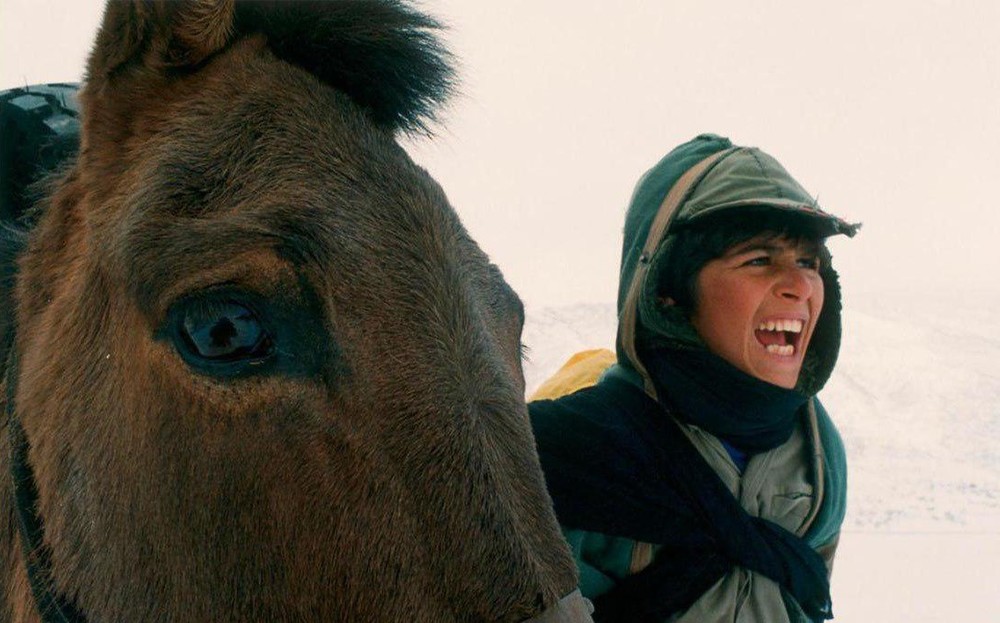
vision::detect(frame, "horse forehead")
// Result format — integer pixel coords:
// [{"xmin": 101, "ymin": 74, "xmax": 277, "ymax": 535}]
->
[
  {"xmin": 126, "ymin": 71, "xmax": 447, "ymax": 242},
  {"xmin": 115, "ymin": 115, "xmax": 487, "ymax": 312},
  {"xmin": 127, "ymin": 131, "xmax": 461, "ymax": 260},
  {"xmin": 157, "ymin": 69, "xmax": 375, "ymax": 187},
  {"xmin": 97, "ymin": 45, "xmax": 501, "ymax": 309}
]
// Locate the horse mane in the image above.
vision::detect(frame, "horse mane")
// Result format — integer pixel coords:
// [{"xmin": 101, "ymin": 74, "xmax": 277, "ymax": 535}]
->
[
  {"xmin": 235, "ymin": 1, "xmax": 455, "ymax": 133},
  {"xmin": 89, "ymin": 0, "xmax": 455, "ymax": 134}
]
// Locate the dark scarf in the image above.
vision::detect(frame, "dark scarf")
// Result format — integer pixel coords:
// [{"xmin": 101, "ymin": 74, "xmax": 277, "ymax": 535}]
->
[
  {"xmin": 642, "ymin": 347, "xmax": 810, "ymax": 453},
  {"xmin": 530, "ymin": 376, "xmax": 832, "ymax": 623}
]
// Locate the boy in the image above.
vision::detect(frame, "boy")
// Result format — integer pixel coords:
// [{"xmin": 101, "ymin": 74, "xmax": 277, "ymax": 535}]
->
[{"xmin": 531, "ymin": 134, "xmax": 859, "ymax": 622}]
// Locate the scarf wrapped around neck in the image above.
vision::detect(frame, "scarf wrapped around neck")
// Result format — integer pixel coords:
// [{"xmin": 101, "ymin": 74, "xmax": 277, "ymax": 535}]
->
[
  {"xmin": 641, "ymin": 346, "xmax": 810, "ymax": 453},
  {"xmin": 529, "ymin": 368, "xmax": 833, "ymax": 622}
]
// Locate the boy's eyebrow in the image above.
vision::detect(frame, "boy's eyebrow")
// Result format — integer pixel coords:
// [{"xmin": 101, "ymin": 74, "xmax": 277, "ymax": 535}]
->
[
  {"xmin": 726, "ymin": 241, "xmax": 781, "ymax": 255},
  {"xmin": 726, "ymin": 239, "xmax": 821, "ymax": 256}
]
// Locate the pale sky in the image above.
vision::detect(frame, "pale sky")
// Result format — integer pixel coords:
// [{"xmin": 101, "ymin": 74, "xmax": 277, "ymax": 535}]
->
[{"xmin": 3, "ymin": 0, "xmax": 998, "ymax": 308}]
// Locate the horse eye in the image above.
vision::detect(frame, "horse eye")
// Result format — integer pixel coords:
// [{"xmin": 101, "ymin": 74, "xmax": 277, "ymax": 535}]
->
[{"xmin": 179, "ymin": 301, "xmax": 271, "ymax": 362}]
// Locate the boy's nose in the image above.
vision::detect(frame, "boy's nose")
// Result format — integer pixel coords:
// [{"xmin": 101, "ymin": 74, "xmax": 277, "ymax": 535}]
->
[{"xmin": 775, "ymin": 267, "xmax": 815, "ymax": 300}]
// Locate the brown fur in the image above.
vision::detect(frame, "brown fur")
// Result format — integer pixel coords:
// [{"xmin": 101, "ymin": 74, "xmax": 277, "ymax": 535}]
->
[{"xmin": 0, "ymin": 2, "xmax": 578, "ymax": 621}]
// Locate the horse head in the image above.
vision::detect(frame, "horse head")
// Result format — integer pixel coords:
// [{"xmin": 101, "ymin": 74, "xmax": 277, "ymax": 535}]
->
[{"xmin": 0, "ymin": 2, "xmax": 587, "ymax": 621}]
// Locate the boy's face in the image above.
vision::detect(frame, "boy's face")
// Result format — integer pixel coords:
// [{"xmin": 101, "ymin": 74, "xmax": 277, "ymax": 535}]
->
[{"xmin": 690, "ymin": 235, "xmax": 824, "ymax": 389}]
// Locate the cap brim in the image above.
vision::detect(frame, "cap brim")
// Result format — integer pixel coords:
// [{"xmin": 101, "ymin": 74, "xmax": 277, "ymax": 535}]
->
[{"xmin": 686, "ymin": 199, "xmax": 861, "ymax": 238}]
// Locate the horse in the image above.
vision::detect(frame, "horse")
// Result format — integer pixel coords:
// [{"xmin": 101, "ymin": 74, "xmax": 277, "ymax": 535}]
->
[{"xmin": 0, "ymin": 2, "xmax": 592, "ymax": 621}]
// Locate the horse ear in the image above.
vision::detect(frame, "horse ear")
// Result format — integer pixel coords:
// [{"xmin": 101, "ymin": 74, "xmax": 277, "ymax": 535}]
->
[
  {"xmin": 86, "ymin": 1, "xmax": 453, "ymax": 133},
  {"xmin": 89, "ymin": 0, "xmax": 236, "ymax": 77}
]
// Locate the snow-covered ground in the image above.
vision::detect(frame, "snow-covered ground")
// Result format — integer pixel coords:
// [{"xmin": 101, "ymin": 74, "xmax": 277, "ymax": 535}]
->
[{"xmin": 522, "ymin": 290, "xmax": 1000, "ymax": 621}]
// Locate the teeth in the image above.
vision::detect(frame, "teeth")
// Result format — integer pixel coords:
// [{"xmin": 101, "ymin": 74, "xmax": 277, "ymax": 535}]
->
[
  {"xmin": 758, "ymin": 320, "xmax": 803, "ymax": 333},
  {"xmin": 766, "ymin": 344, "xmax": 795, "ymax": 356}
]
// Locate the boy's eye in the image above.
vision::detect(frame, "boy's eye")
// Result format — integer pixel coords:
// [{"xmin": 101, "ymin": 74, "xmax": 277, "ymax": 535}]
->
[
  {"xmin": 798, "ymin": 257, "xmax": 821, "ymax": 270},
  {"xmin": 742, "ymin": 255, "xmax": 770, "ymax": 267}
]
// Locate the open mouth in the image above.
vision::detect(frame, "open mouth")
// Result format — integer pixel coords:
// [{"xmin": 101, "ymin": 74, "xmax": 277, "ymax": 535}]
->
[{"xmin": 754, "ymin": 319, "xmax": 804, "ymax": 357}]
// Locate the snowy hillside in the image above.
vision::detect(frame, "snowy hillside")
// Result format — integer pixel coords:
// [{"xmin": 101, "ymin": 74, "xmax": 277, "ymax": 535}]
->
[
  {"xmin": 522, "ymin": 292, "xmax": 1000, "ymax": 533},
  {"xmin": 522, "ymin": 291, "xmax": 1000, "ymax": 620}
]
